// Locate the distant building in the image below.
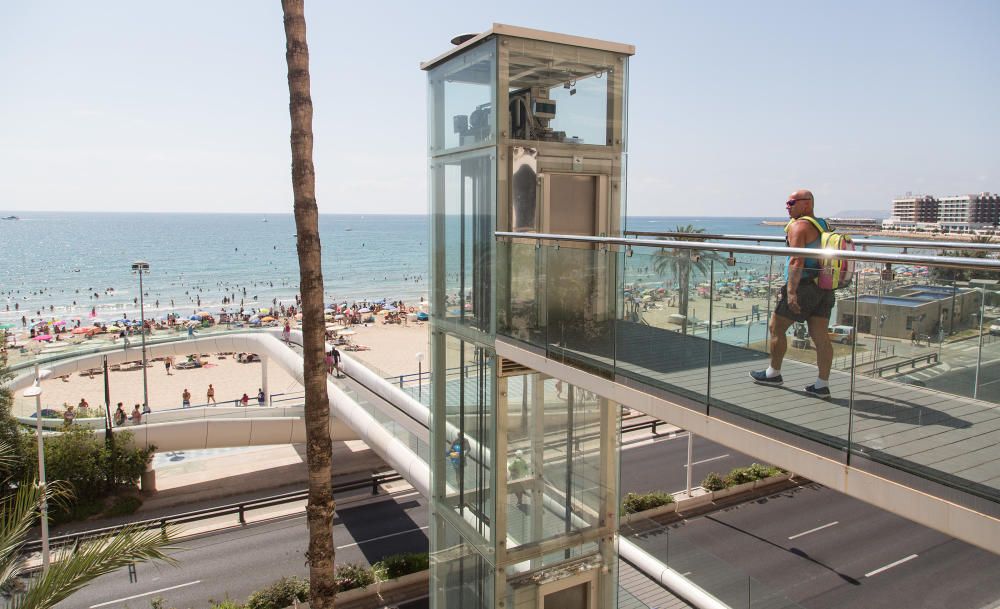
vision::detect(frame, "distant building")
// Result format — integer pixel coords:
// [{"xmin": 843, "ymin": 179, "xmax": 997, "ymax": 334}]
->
[
  {"xmin": 890, "ymin": 194, "xmax": 939, "ymax": 224},
  {"xmin": 883, "ymin": 192, "xmax": 999, "ymax": 233},
  {"xmin": 837, "ymin": 284, "xmax": 981, "ymax": 339}
]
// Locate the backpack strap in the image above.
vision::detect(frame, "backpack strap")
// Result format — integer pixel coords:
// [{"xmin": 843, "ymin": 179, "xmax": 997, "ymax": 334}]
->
[{"xmin": 784, "ymin": 215, "xmax": 828, "ymax": 235}]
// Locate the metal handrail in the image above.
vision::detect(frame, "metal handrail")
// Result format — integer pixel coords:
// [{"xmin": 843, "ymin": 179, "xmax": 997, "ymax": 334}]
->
[
  {"xmin": 624, "ymin": 229, "xmax": 1000, "ymax": 252},
  {"xmin": 20, "ymin": 471, "xmax": 403, "ymax": 556},
  {"xmin": 496, "ymin": 231, "xmax": 1000, "ymax": 271}
]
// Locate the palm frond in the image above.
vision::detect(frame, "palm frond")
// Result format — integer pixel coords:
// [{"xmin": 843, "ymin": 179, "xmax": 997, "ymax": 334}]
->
[{"xmin": 15, "ymin": 524, "xmax": 178, "ymax": 609}]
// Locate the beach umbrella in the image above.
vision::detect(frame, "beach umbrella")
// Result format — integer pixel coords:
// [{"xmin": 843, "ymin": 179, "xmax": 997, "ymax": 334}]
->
[
  {"xmin": 334, "ymin": 314, "xmax": 345, "ymax": 320},
  {"xmin": 259, "ymin": 307, "xmax": 270, "ymax": 314},
  {"xmin": 384, "ymin": 306, "xmax": 398, "ymax": 312},
  {"xmin": 32, "ymin": 334, "xmax": 52, "ymax": 341},
  {"xmin": 195, "ymin": 311, "xmax": 212, "ymax": 318},
  {"xmin": 189, "ymin": 315, "xmax": 201, "ymax": 321},
  {"xmin": 70, "ymin": 327, "xmax": 92, "ymax": 335},
  {"xmin": 358, "ymin": 308, "xmax": 370, "ymax": 314},
  {"xmin": 261, "ymin": 316, "xmax": 275, "ymax": 322},
  {"xmin": 53, "ymin": 320, "xmax": 66, "ymax": 326}
]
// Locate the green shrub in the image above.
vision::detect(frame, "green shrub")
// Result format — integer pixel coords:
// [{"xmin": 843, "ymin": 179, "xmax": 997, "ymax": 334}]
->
[
  {"xmin": 375, "ymin": 552, "xmax": 430, "ymax": 579},
  {"xmin": 244, "ymin": 576, "xmax": 308, "ymax": 609},
  {"xmin": 104, "ymin": 494, "xmax": 143, "ymax": 518},
  {"xmin": 701, "ymin": 472, "xmax": 726, "ymax": 491},
  {"xmin": 334, "ymin": 562, "xmax": 377, "ymax": 592},
  {"xmin": 621, "ymin": 491, "xmax": 674, "ymax": 515},
  {"xmin": 19, "ymin": 427, "xmax": 154, "ymax": 521},
  {"xmin": 724, "ymin": 463, "xmax": 783, "ymax": 487},
  {"xmin": 209, "ymin": 598, "xmax": 244, "ymax": 609}
]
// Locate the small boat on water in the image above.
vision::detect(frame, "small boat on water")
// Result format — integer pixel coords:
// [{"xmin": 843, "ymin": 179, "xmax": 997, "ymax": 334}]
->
[
  {"xmin": 262, "ymin": 218, "xmax": 268, "ymax": 222},
  {"xmin": 2, "ymin": 215, "xmax": 19, "ymax": 220}
]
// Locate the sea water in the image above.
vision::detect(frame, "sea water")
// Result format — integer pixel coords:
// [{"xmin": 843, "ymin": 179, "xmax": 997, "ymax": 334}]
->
[{"xmin": 0, "ymin": 212, "xmax": 786, "ymax": 324}]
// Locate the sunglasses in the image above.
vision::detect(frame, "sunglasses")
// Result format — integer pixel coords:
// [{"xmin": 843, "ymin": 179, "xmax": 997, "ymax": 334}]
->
[{"xmin": 785, "ymin": 198, "xmax": 810, "ymax": 207}]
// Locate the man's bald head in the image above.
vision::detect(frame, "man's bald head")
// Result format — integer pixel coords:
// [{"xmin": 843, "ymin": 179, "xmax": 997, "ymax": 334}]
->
[{"xmin": 787, "ymin": 189, "xmax": 815, "ymax": 218}]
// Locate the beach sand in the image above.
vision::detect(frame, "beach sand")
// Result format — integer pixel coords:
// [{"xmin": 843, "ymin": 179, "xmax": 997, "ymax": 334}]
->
[
  {"xmin": 11, "ymin": 322, "xmax": 431, "ymax": 507},
  {"xmin": 13, "ymin": 322, "xmax": 430, "ymax": 416}
]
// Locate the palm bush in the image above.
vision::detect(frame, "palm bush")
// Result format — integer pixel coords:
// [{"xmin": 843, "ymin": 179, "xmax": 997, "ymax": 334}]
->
[{"xmin": 0, "ymin": 442, "xmax": 175, "ymax": 609}]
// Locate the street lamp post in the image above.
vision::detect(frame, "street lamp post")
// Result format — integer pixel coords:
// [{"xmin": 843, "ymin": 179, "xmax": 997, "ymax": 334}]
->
[
  {"xmin": 415, "ymin": 352, "xmax": 425, "ymax": 402},
  {"xmin": 24, "ymin": 367, "xmax": 52, "ymax": 572},
  {"xmin": 131, "ymin": 261, "xmax": 150, "ymax": 411}
]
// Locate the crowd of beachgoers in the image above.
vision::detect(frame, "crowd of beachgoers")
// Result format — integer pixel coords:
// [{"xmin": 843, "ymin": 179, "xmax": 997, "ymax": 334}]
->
[{"xmin": 0, "ymin": 290, "xmax": 429, "ymax": 365}]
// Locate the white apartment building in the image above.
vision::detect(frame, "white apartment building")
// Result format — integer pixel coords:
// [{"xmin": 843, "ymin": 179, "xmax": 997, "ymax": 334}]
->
[{"xmin": 884, "ymin": 192, "xmax": 999, "ymax": 232}]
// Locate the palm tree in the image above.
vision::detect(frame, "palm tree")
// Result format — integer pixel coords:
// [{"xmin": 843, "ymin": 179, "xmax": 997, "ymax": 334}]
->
[
  {"xmin": 652, "ymin": 225, "xmax": 722, "ymax": 334},
  {"xmin": 932, "ymin": 235, "xmax": 1000, "ymax": 282},
  {"xmin": 280, "ymin": 2, "xmax": 336, "ymax": 607},
  {"xmin": 0, "ymin": 443, "xmax": 175, "ymax": 609}
]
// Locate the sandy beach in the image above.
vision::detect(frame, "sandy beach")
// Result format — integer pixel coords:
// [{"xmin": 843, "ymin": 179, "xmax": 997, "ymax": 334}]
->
[{"xmin": 12, "ymin": 321, "xmax": 431, "ymax": 418}]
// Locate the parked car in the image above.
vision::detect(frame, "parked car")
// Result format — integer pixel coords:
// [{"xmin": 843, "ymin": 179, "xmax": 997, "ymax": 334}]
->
[
  {"xmin": 827, "ymin": 325, "xmax": 856, "ymax": 344},
  {"xmin": 990, "ymin": 323, "xmax": 1000, "ymax": 336}
]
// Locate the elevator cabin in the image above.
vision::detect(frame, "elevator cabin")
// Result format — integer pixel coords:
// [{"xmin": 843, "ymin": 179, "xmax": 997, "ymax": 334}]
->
[{"xmin": 423, "ymin": 25, "xmax": 633, "ymax": 609}]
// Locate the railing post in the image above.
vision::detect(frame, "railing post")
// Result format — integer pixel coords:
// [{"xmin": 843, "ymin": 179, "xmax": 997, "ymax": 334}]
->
[
  {"xmin": 651, "ymin": 420, "xmax": 658, "ymax": 434},
  {"xmin": 372, "ymin": 476, "xmax": 379, "ymax": 495},
  {"xmin": 239, "ymin": 505, "xmax": 246, "ymax": 525}
]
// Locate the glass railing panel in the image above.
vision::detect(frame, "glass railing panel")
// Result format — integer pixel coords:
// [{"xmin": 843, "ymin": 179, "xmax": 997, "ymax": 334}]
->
[
  {"xmin": 617, "ymin": 245, "xmax": 710, "ymax": 403},
  {"xmin": 541, "ymin": 243, "xmax": 616, "ymax": 375},
  {"xmin": 497, "ymin": 239, "xmax": 546, "ymax": 350},
  {"xmin": 623, "ymin": 513, "xmax": 803, "ymax": 609},
  {"xmin": 847, "ymin": 272, "xmax": 1000, "ymax": 505}
]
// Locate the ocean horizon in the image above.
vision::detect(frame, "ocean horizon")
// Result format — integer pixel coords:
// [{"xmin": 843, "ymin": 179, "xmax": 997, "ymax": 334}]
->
[{"xmin": 1, "ymin": 212, "xmax": 788, "ymax": 324}]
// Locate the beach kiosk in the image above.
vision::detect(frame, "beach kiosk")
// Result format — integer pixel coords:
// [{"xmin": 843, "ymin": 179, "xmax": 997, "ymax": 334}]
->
[{"xmin": 423, "ymin": 25, "xmax": 633, "ymax": 609}]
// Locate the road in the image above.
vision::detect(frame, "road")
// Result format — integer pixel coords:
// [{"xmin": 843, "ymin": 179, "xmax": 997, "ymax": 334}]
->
[
  {"xmin": 52, "ymin": 429, "xmax": 1000, "ymax": 609},
  {"xmin": 55, "ymin": 491, "xmax": 428, "ymax": 609},
  {"xmin": 620, "ymin": 435, "xmax": 1000, "ymax": 609},
  {"xmin": 619, "ymin": 430, "xmax": 757, "ymax": 496}
]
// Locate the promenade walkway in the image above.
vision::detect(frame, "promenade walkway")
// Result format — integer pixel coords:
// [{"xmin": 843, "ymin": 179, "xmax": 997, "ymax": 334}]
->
[{"xmin": 545, "ymin": 319, "xmax": 999, "ymax": 506}]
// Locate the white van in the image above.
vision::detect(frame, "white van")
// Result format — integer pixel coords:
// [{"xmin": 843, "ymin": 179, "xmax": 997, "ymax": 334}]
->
[{"xmin": 827, "ymin": 325, "xmax": 855, "ymax": 344}]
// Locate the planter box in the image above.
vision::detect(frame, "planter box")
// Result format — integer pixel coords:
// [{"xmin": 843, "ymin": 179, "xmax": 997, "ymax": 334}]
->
[
  {"xmin": 626, "ymin": 474, "xmax": 794, "ymax": 522},
  {"xmin": 331, "ymin": 569, "xmax": 429, "ymax": 609}
]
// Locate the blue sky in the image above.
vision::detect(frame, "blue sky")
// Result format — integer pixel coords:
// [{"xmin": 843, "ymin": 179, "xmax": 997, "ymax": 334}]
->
[{"xmin": 1, "ymin": 1, "xmax": 997, "ymax": 217}]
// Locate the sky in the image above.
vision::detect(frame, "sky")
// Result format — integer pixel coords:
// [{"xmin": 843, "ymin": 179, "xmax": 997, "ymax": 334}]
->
[{"xmin": 1, "ymin": 1, "xmax": 997, "ymax": 217}]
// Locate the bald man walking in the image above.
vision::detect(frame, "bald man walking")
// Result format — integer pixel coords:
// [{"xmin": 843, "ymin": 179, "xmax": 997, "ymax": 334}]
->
[{"xmin": 750, "ymin": 189, "xmax": 835, "ymax": 399}]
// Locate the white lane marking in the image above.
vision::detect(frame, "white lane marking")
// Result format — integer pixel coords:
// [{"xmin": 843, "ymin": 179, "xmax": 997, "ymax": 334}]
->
[
  {"xmin": 981, "ymin": 377, "xmax": 1000, "ymax": 387},
  {"xmin": 336, "ymin": 525, "xmax": 430, "ymax": 550},
  {"xmin": 683, "ymin": 454, "xmax": 730, "ymax": 467},
  {"xmin": 90, "ymin": 580, "xmax": 201, "ymax": 608},
  {"xmin": 865, "ymin": 554, "xmax": 918, "ymax": 577},
  {"xmin": 788, "ymin": 521, "xmax": 839, "ymax": 540}
]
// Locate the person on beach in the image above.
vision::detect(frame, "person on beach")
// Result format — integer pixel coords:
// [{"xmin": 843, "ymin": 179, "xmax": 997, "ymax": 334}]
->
[
  {"xmin": 164, "ymin": 357, "xmax": 172, "ymax": 375},
  {"xmin": 332, "ymin": 346, "xmax": 342, "ymax": 378},
  {"xmin": 282, "ymin": 321, "xmax": 291, "ymax": 343},
  {"xmin": 182, "ymin": 388, "xmax": 191, "ymax": 408},
  {"xmin": 78, "ymin": 397, "xmax": 89, "ymax": 409},
  {"xmin": 207, "ymin": 384, "xmax": 216, "ymax": 404},
  {"xmin": 240, "ymin": 393, "xmax": 250, "ymax": 407},
  {"xmin": 113, "ymin": 403, "xmax": 127, "ymax": 426},
  {"xmin": 750, "ymin": 190, "xmax": 835, "ymax": 399},
  {"xmin": 325, "ymin": 350, "xmax": 334, "ymax": 376},
  {"xmin": 257, "ymin": 388, "xmax": 265, "ymax": 406},
  {"xmin": 130, "ymin": 404, "xmax": 142, "ymax": 425},
  {"xmin": 63, "ymin": 404, "xmax": 76, "ymax": 426}
]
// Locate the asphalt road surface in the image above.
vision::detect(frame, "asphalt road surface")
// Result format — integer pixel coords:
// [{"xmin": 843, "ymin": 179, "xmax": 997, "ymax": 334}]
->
[
  {"xmin": 52, "ymin": 430, "xmax": 1000, "ymax": 609},
  {"xmin": 620, "ymin": 431, "xmax": 759, "ymax": 496},
  {"xmin": 55, "ymin": 491, "xmax": 428, "ymax": 609},
  {"xmin": 620, "ymin": 436, "xmax": 1000, "ymax": 609}
]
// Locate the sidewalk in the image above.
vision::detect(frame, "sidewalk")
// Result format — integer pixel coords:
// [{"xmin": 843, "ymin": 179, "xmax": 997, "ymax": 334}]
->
[{"xmin": 48, "ymin": 439, "xmax": 389, "ymax": 537}]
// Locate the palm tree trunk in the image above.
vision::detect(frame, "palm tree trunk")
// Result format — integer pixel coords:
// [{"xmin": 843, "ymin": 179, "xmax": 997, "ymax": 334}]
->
[{"xmin": 281, "ymin": 1, "xmax": 335, "ymax": 607}]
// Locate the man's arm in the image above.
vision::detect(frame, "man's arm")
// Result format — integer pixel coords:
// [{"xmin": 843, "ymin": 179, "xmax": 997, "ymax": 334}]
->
[{"xmin": 785, "ymin": 220, "xmax": 816, "ymax": 313}]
